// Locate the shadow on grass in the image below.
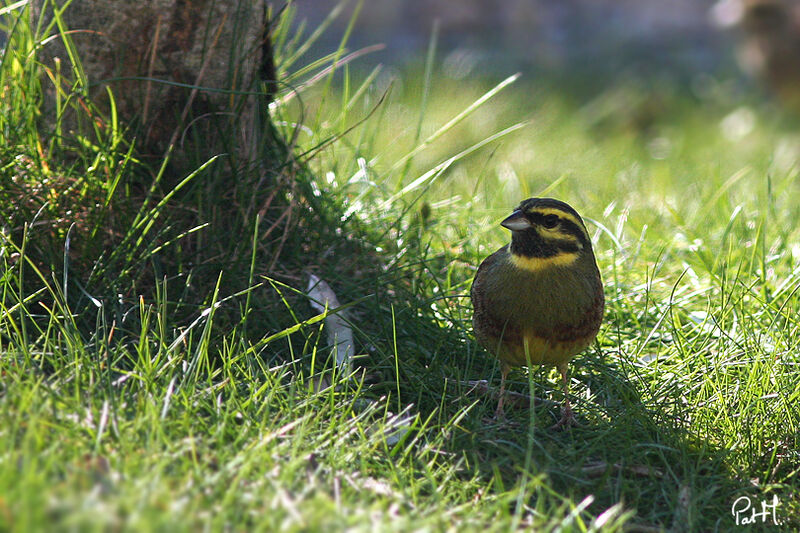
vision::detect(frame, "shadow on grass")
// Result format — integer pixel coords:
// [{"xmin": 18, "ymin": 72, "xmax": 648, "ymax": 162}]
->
[{"xmin": 390, "ymin": 333, "xmax": 790, "ymax": 531}]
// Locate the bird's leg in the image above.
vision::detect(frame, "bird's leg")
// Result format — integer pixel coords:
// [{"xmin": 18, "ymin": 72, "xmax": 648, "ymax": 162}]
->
[
  {"xmin": 551, "ymin": 363, "xmax": 577, "ymax": 429},
  {"xmin": 494, "ymin": 364, "xmax": 509, "ymax": 420}
]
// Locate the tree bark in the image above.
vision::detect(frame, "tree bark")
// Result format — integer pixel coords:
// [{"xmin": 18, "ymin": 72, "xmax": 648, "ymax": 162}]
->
[{"xmin": 36, "ymin": 0, "xmax": 273, "ymax": 163}]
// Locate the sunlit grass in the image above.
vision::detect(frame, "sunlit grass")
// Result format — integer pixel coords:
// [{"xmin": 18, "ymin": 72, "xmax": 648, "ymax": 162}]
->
[
  {"xmin": 274, "ymin": 42, "xmax": 800, "ymax": 529},
  {"xmin": 2, "ymin": 0, "xmax": 799, "ymax": 531}
]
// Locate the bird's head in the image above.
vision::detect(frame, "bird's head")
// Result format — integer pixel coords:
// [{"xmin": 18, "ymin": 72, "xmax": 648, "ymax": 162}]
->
[{"xmin": 501, "ymin": 197, "xmax": 594, "ymax": 272}]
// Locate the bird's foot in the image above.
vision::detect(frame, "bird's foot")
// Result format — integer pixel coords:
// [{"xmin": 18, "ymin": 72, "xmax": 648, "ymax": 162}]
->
[
  {"xmin": 463, "ymin": 380, "xmax": 533, "ymax": 409},
  {"xmin": 550, "ymin": 404, "xmax": 578, "ymax": 430},
  {"xmin": 464, "ymin": 379, "xmax": 491, "ymax": 395}
]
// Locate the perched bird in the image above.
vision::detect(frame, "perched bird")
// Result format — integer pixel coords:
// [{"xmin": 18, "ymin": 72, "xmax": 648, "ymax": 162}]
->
[{"xmin": 470, "ymin": 198, "xmax": 604, "ymax": 427}]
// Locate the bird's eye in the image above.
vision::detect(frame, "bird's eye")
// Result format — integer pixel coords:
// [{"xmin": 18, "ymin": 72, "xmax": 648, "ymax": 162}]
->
[{"xmin": 542, "ymin": 214, "xmax": 559, "ymax": 228}]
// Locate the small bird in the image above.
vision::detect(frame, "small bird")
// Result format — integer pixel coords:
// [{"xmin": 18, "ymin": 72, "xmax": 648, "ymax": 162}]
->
[{"xmin": 471, "ymin": 197, "xmax": 604, "ymax": 427}]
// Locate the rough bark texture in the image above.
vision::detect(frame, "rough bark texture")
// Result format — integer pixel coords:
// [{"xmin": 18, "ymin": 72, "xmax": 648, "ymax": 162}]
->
[{"xmin": 36, "ymin": 0, "xmax": 271, "ymax": 160}]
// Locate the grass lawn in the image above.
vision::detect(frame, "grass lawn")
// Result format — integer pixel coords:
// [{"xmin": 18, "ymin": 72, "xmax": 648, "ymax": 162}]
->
[{"xmin": 1, "ymin": 3, "xmax": 799, "ymax": 531}]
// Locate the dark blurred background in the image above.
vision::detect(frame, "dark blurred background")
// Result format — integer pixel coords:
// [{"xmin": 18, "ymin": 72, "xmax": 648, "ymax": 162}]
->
[
  {"xmin": 4, "ymin": 1, "xmax": 798, "ymax": 107},
  {"xmin": 293, "ymin": 1, "xmax": 726, "ymax": 78},
  {"xmin": 292, "ymin": 0, "xmax": 800, "ymax": 110}
]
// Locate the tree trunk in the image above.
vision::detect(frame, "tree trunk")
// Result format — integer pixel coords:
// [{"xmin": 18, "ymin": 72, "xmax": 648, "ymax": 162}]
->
[{"xmin": 36, "ymin": 0, "xmax": 273, "ymax": 164}]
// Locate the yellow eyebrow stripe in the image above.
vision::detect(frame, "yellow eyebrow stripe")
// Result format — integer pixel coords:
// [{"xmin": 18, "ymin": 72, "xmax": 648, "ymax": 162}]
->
[
  {"xmin": 509, "ymin": 250, "xmax": 580, "ymax": 272},
  {"xmin": 525, "ymin": 207, "xmax": 589, "ymax": 241}
]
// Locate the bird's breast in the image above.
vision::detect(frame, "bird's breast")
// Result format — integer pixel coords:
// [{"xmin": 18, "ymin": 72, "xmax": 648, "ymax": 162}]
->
[
  {"xmin": 473, "ymin": 249, "xmax": 603, "ymax": 368},
  {"xmin": 494, "ymin": 330, "xmax": 594, "ymax": 367}
]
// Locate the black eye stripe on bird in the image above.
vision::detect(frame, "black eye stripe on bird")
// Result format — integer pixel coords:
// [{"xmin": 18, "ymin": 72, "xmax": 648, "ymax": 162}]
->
[
  {"xmin": 510, "ymin": 236, "xmax": 582, "ymax": 259},
  {"xmin": 533, "ymin": 224, "xmax": 586, "ymax": 250},
  {"xmin": 525, "ymin": 209, "xmax": 590, "ymax": 244}
]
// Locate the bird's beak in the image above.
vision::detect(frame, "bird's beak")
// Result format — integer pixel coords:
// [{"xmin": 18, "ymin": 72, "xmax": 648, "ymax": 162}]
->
[{"xmin": 501, "ymin": 209, "xmax": 532, "ymax": 231}]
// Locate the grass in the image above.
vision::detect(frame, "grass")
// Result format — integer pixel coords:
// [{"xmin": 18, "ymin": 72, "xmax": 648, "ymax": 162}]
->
[{"xmin": 2, "ymin": 1, "xmax": 800, "ymax": 531}]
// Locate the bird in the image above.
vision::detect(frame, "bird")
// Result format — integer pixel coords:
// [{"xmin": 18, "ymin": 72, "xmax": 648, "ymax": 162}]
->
[{"xmin": 470, "ymin": 197, "xmax": 604, "ymax": 427}]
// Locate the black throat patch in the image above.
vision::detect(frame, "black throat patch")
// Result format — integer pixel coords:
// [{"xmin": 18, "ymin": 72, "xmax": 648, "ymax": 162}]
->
[{"xmin": 510, "ymin": 228, "xmax": 582, "ymax": 258}]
